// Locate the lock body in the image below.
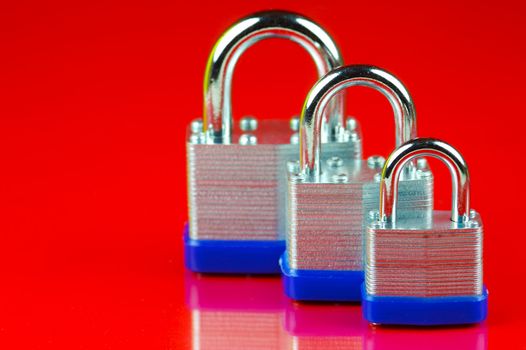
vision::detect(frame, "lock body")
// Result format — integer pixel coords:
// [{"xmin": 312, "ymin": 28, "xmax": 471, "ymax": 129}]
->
[
  {"xmin": 362, "ymin": 211, "xmax": 488, "ymax": 325},
  {"xmin": 185, "ymin": 119, "xmax": 361, "ymax": 274},
  {"xmin": 280, "ymin": 160, "xmax": 433, "ymax": 301},
  {"xmin": 279, "ymin": 64, "xmax": 423, "ymax": 298}
]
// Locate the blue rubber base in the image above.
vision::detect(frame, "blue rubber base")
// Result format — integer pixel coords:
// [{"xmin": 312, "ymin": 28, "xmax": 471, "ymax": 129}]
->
[
  {"xmin": 183, "ymin": 224, "xmax": 285, "ymax": 274},
  {"xmin": 280, "ymin": 252, "xmax": 363, "ymax": 302},
  {"xmin": 361, "ymin": 284, "xmax": 489, "ymax": 326}
]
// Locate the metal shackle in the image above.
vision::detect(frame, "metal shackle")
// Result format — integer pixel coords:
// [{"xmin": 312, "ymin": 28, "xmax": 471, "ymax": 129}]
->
[
  {"xmin": 203, "ymin": 10, "xmax": 344, "ymax": 144},
  {"xmin": 379, "ymin": 138, "xmax": 470, "ymax": 224},
  {"xmin": 300, "ymin": 65, "xmax": 417, "ymax": 180}
]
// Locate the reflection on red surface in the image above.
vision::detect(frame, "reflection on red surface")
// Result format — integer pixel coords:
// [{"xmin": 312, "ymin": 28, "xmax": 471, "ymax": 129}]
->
[
  {"xmin": 185, "ymin": 272, "xmax": 287, "ymax": 349},
  {"xmin": 185, "ymin": 273, "xmax": 488, "ymax": 350},
  {"xmin": 364, "ymin": 323, "xmax": 488, "ymax": 350},
  {"xmin": 185, "ymin": 271, "xmax": 285, "ymax": 311},
  {"xmin": 285, "ymin": 302, "xmax": 366, "ymax": 349}
]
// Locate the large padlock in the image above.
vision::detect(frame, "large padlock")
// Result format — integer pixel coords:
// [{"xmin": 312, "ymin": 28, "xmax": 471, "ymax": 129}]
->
[
  {"xmin": 281, "ymin": 65, "xmax": 434, "ymax": 301},
  {"xmin": 184, "ymin": 11, "xmax": 362, "ymax": 274},
  {"xmin": 362, "ymin": 138, "xmax": 488, "ymax": 326}
]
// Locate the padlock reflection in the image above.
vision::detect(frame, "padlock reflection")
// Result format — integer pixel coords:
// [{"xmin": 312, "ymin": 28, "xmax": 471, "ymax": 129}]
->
[
  {"xmin": 282, "ymin": 300, "xmax": 487, "ymax": 350},
  {"xmin": 283, "ymin": 301, "xmax": 366, "ymax": 349},
  {"xmin": 185, "ymin": 272, "xmax": 287, "ymax": 349},
  {"xmin": 364, "ymin": 323, "xmax": 488, "ymax": 350},
  {"xmin": 185, "ymin": 271, "xmax": 488, "ymax": 349}
]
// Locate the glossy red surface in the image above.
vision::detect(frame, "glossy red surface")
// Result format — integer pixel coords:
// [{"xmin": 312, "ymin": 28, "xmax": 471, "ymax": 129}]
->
[
  {"xmin": 1, "ymin": 0, "xmax": 526, "ymax": 348},
  {"xmin": 186, "ymin": 273, "xmax": 489, "ymax": 349}
]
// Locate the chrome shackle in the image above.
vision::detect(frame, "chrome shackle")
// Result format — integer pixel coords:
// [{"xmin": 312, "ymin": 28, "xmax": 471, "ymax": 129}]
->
[
  {"xmin": 203, "ymin": 10, "xmax": 344, "ymax": 144},
  {"xmin": 299, "ymin": 65, "xmax": 417, "ymax": 181},
  {"xmin": 379, "ymin": 138, "xmax": 470, "ymax": 224}
]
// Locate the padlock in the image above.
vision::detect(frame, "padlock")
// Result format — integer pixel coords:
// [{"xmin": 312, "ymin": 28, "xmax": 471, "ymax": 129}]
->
[
  {"xmin": 280, "ymin": 65, "xmax": 434, "ymax": 301},
  {"xmin": 362, "ymin": 138, "xmax": 488, "ymax": 326},
  {"xmin": 184, "ymin": 10, "xmax": 362, "ymax": 274}
]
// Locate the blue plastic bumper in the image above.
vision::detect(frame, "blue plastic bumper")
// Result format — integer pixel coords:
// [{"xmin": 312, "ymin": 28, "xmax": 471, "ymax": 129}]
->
[
  {"xmin": 183, "ymin": 223, "xmax": 285, "ymax": 274},
  {"xmin": 361, "ymin": 283, "xmax": 489, "ymax": 326},
  {"xmin": 280, "ymin": 252, "xmax": 364, "ymax": 302}
]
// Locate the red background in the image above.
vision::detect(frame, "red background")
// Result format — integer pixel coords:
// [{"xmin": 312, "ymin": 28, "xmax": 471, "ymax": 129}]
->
[{"xmin": 1, "ymin": 0, "xmax": 526, "ymax": 348}]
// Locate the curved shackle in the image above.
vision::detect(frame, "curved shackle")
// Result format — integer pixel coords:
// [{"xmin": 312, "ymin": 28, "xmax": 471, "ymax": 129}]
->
[
  {"xmin": 203, "ymin": 10, "xmax": 344, "ymax": 144},
  {"xmin": 300, "ymin": 65, "xmax": 417, "ymax": 180},
  {"xmin": 379, "ymin": 138, "xmax": 470, "ymax": 224}
]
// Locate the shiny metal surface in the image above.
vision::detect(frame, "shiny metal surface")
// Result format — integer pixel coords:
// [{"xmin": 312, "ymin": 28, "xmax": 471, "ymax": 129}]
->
[
  {"xmin": 203, "ymin": 10, "xmax": 345, "ymax": 144},
  {"xmin": 188, "ymin": 11, "xmax": 361, "ymax": 243},
  {"xmin": 366, "ymin": 138, "xmax": 483, "ymax": 297},
  {"xmin": 287, "ymin": 160, "xmax": 432, "ymax": 270},
  {"xmin": 365, "ymin": 211, "xmax": 483, "ymax": 297},
  {"xmin": 300, "ymin": 65, "xmax": 416, "ymax": 181},
  {"xmin": 188, "ymin": 120, "xmax": 361, "ymax": 241},
  {"xmin": 379, "ymin": 137, "xmax": 470, "ymax": 224},
  {"xmin": 287, "ymin": 64, "xmax": 431, "ymax": 271}
]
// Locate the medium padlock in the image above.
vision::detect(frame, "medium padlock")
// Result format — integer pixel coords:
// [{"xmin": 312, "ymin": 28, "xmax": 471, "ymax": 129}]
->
[
  {"xmin": 184, "ymin": 11, "xmax": 362, "ymax": 274},
  {"xmin": 280, "ymin": 65, "xmax": 434, "ymax": 301},
  {"xmin": 362, "ymin": 138, "xmax": 488, "ymax": 326}
]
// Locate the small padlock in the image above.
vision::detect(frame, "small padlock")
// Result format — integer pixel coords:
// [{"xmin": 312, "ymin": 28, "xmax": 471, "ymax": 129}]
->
[
  {"xmin": 184, "ymin": 11, "xmax": 362, "ymax": 274},
  {"xmin": 362, "ymin": 138, "xmax": 488, "ymax": 326},
  {"xmin": 281, "ymin": 65, "xmax": 434, "ymax": 301}
]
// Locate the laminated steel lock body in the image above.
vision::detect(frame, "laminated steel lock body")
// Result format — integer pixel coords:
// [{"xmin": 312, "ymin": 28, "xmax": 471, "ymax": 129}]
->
[
  {"xmin": 281, "ymin": 65, "xmax": 434, "ymax": 301},
  {"xmin": 362, "ymin": 138, "xmax": 488, "ymax": 326},
  {"xmin": 185, "ymin": 11, "xmax": 362, "ymax": 274}
]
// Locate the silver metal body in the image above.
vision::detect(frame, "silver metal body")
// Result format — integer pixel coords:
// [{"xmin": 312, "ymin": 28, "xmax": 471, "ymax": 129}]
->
[
  {"xmin": 286, "ymin": 65, "xmax": 434, "ymax": 271},
  {"xmin": 188, "ymin": 120, "xmax": 361, "ymax": 241},
  {"xmin": 188, "ymin": 11, "xmax": 361, "ymax": 242},
  {"xmin": 287, "ymin": 159, "xmax": 432, "ymax": 270},
  {"xmin": 365, "ymin": 138, "xmax": 483, "ymax": 297}
]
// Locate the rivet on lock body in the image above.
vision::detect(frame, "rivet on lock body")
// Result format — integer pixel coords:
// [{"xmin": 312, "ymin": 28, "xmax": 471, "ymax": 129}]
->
[
  {"xmin": 184, "ymin": 11, "xmax": 362, "ymax": 274},
  {"xmin": 362, "ymin": 138, "xmax": 488, "ymax": 326},
  {"xmin": 280, "ymin": 65, "xmax": 434, "ymax": 301}
]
